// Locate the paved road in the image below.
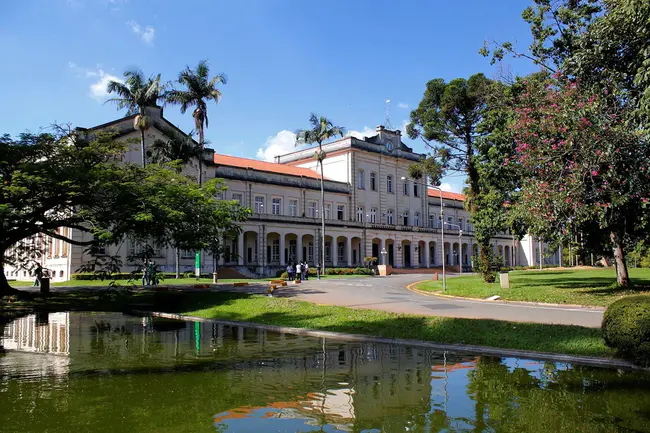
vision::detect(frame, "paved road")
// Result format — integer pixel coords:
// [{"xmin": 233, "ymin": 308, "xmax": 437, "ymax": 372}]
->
[{"xmin": 286, "ymin": 274, "xmax": 604, "ymax": 328}]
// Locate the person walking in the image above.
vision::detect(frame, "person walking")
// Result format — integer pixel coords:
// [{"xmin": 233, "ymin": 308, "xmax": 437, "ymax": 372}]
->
[
  {"xmin": 286, "ymin": 263, "xmax": 294, "ymax": 281},
  {"xmin": 296, "ymin": 262, "xmax": 303, "ymax": 281},
  {"xmin": 304, "ymin": 262, "xmax": 309, "ymax": 280},
  {"xmin": 142, "ymin": 260, "xmax": 150, "ymax": 286}
]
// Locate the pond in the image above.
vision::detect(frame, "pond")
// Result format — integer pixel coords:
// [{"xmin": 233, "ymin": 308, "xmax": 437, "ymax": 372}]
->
[{"xmin": 1, "ymin": 312, "xmax": 649, "ymax": 432}]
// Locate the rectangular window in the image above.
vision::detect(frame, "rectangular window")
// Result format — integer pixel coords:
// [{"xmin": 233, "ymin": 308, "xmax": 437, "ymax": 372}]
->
[
  {"xmin": 308, "ymin": 201, "xmax": 317, "ymax": 218},
  {"xmin": 402, "ymin": 211, "xmax": 409, "ymax": 226},
  {"xmin": 337, "ymin": 205, "xmax": 345, "ymax": 221},
  {"xmin": 370, "ymin": 173, "xmax": 377, "ymax": 191},
  {"xmin": 255, "ymin": 196, "xmax": 265, "ymax": 213},
  {"xmin": 271, "ymin": 239, "xmax": 280, "ymax": 262},
  {"xmin": 370, "ymin": 208, "xmax": 377, "ymax": 223},
  {"xmin": 403, "ymin": 180, "xmax": 409, "ymax": 196},
  {"xmin": 232, "ymin": 193, "xmax": 243, "ymax": 205},
  {"xmin": 181, "ymin": 249, "xmax": 195, "ymax": 259},
  {"xmin": 414, "ymin": 183, "xmax": 419, "ymax": 197},
  {"xmin": 458, "ymin": 217, "xmax": 464, "ymax": 231},
  {"xmin": 337, "ymin": 242, "xmax": 345, "ymax": 263},
  {"xmin": 387, "ymin": 210, "xmax": 394, "ymax": 225},
  {"xmin": 429, "ymin": 214, "xmax": 435, "ymax": 228},
  {"xmin": 324, "ymin": 204, "xmax": 331, "ymax": 220},
  {"xmin": 387, "ymin": 175, "xmax": 393, "ymax": 194},
  {"xmin": 325, "ymin": 242, "xmax": 331, "ymax": 262},
  {"xmin": 357, "ymin": 169, "xmax": 365, "ymax": 189},
  {"xmin": 289, "ymin": 199, "xmax": 298, "ymax": 217},
  {"xmin": 272, "ymin": 197, "xmax": 281, "ymax": 215},
  {"xmin": 357, "ymin": 206, "xmax": 364, "ymax": 222},
  {"xmin": 307, "ymin": 241, "xmax": 314, "ymax": 262},
  {"xmin": 414, "ymin": 212, "xmax": 420, "ymax": 226}
]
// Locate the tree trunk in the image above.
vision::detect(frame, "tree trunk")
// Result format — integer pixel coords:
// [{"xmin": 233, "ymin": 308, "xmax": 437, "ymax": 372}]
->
[
  {"xmin": 610, "ymin": 231, "xmax": 630, "ymax": 287},
  {"xmin": 198, "ymin": 126, "xmax": 204, "ymax": 186},
  {"xmin": 319, "ymin": 156, "xmax": 326, "ymax": 274},
  {"xmin": 0, "ymin": 255, "xmax": 20, "ymax": 297},
  {"xmin": 175, "ymin": 247, "xmax": 181, "ymax": 279},
  {"xmin": 141, "ymin": 128, "xmax": 147, "ymax": 168}
]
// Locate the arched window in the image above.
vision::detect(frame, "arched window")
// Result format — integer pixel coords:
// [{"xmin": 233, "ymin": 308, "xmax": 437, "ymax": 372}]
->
[
  {"xmin": 386, "ymin": 175, "xmax": 393, "ymax": 193},
  {"xmin": 370, "ymin": 208, "xmax": 377, "ymax": 223},
  {"xmin": 370, "ymin": 172, "xmax": 377, "ymax": 191},
  {"xmin": 402, "ymin": 211, "xmax": 409, "ymax": 226},
  {"xmin": 386, "ymin": 209, "xmax": 394, "ymax": 225},
  {"xmin": 356, "ymin": 206, "xmax": 364, "ymax": 222}
]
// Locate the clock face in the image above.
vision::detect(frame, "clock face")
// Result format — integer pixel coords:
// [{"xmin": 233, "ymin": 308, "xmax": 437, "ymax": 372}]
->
[{"xmin": 385, "ymin": 139, "xmax": 394, "ymax": 152}]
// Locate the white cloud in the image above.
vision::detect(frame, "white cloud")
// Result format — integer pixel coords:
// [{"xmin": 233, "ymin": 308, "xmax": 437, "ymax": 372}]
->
[
  {"xmin": 439, "ymin": 182, "xmax": 453, "ymax": 192},
  {"xmin": 89, "ymin": 70, "xmax": 122, "ymax": 101},
  {"xmin": 126, "ymin": 20, "xmax": 155, "ymax": 44},
  {"xmin": 347, "ymin": 126, "xmax": 375, "ymax": 140},
  {"xmin": 256, "ymin": 130, "xmax": 297, "ymax": 162},
  {"xmin": 68, "ymin": 62, "xmax": 122, "ymax": 101},
  {"xmin": 397, "ymin": 102, "xmax": 409, "ymax": 109}
]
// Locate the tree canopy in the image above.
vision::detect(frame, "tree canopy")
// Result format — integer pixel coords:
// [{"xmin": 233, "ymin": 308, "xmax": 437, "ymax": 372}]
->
[{"xmin": 0, "ymin": 127, "xmax": 248, "ymax": 294}]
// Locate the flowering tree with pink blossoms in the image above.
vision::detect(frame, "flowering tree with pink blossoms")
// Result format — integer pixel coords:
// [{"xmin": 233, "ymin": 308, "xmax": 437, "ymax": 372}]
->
[{"xmin": 509, "ymin": 76, "xmax": 650, "ymax": 286}]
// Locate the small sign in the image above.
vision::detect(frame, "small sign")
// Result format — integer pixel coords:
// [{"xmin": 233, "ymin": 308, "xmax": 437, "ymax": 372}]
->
[{"xmin": 195, "ymin": 251, "xmax": 201, "ymax": 277}]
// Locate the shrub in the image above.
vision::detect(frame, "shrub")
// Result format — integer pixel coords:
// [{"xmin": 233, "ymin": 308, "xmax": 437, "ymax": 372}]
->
[
  {"xmin": 602, "ymin": 295, "xmax": 650, "ymax": 365},
  {"xmin": 71, "ymin": 272, "xmax": 211, "ymax": 281}
]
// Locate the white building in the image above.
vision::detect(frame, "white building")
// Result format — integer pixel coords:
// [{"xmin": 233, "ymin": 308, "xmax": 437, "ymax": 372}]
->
[{"xmin": 3, "ymin": 109, "xmax": 559, "ymax": 281}]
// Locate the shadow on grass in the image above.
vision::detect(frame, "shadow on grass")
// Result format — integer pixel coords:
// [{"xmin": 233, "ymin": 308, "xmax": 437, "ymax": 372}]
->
[{"xmin": 514, "ymin": 277, "xmax": 615, "ymax": 290}]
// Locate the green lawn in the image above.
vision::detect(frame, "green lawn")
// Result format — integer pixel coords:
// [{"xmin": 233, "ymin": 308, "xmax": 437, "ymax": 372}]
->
[
  {"xmin": 416, "ymin": 268, "xmax": 650, "ymax": 307},
  {"xmin": 9, "ymin": 274, "xmax": 371, "ymax": 288},
  {"xmin": 0, "ymin": 290, "xmax": 613, "ymax": 358}
]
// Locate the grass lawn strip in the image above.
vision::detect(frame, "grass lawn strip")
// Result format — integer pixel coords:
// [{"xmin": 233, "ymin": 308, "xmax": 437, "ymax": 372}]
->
[
  {"xmin": 0, "ymin": 290, "xmax": 612, "ymax": 359},
  {"xmin": 178, "ymin": 292, "xmax": 612, "ymax": 359},
  {"xmin": 416, "ymin": 268, "xmax": 650, "ymax": 307},
  {"xmin": 8, "ymin": 274, "xmax": 370, "ymax": 288}
]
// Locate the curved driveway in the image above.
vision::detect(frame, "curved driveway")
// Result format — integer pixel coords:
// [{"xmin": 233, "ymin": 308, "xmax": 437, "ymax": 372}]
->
[{"xmin": 290, "ymin": 274, "xmax": 604, "ymax": 328}]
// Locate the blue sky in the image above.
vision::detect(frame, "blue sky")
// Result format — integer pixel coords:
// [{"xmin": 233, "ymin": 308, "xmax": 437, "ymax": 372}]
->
[{"xmin": 0, "ymin": 0, "xmax": 538, "ymax": 193}]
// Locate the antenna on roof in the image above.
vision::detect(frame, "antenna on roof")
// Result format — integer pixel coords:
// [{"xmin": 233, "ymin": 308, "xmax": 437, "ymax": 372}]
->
[{"xmin": 385, "ymin": 99, "xmax": 393, "ymax": 130}]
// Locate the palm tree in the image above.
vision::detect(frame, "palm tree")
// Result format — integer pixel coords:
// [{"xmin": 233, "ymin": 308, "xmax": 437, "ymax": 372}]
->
[
  {"xmin": 106, "ymin": 69, "xmax": 167, "ymax": 168},
  {"xmin": 149, "ymin": 128, "xmax": 202, "ymax": 168},
  {"xmin": 165, "ymin": 60, "xmax": 227, "ymax": 185},
  {"xmin": 148, "ymin": 128, "xmax": 203, "ymax": 278},
  {"xmin": 295, "ymin": 114, "xmax": 346, "ymax": 274}
]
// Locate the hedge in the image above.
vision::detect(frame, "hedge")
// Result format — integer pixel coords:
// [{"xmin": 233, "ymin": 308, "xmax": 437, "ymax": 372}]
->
[
  {"xmin": 602, "ymin": 295, "xmax": 650, "ymax": 366},
  {"xmin": 278, "ymin": 267, "xmax": 373, "ymax": 279}
]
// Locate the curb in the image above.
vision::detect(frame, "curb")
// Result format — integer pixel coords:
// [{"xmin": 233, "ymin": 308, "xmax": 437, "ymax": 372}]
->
[
  {"xmin": 135, "ymin": 310, "xmax": 642, "ymax": 371},
  {"xmin": 406, "ymin": 281, "xmax": 606, "ymax": 311}
]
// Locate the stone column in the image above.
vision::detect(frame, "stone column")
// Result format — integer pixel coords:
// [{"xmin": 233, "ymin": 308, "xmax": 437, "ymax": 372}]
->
[
  {"xmin": 346, "ymin": 237, "xmax": 352, "ymax": 267},
  {"xmin": 296, "ymin": 234, "xmax": 303, "ymax": 263},
  {"xmin": 279, "ymin": 233, "xmax": 286, "ymax": 266},
  {"xmin": 379, "ymin": 238, "xmax": 385, "ymax": 264},
  {"xmin": 394, "ymin": 239, "xmax": 402, "ymax": 268},
  {"xmin": 424, "ymin": 242, "xmax": 430, "ymax": 268},
  {"xmin": 332, "ymin": 238, "xmax": 338, "ymax": 267},
  {"xmin": 237, "ymin": 234, "xmax": 244, "ymax": 265}
]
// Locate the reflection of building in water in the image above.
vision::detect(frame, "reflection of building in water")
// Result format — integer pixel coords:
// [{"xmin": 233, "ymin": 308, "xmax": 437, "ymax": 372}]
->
[{"xmin": 2, "ymin": 312, "xmax": 70, "ymax": 354}]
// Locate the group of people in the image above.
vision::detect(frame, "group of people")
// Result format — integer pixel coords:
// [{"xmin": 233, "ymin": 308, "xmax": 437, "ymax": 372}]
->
[
  {"xmin": 142, "ymin": 260, "xmax": 159, "ymax": 286},
  {"xmin": 286, "ymin": 262, "xmax": 316, "ymax": 281}
]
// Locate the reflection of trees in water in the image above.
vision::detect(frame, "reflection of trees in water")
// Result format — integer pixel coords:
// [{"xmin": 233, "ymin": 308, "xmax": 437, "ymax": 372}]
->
[{"xmin": 464, "ymin": 356, "xmax": 650, "ymax": 433}]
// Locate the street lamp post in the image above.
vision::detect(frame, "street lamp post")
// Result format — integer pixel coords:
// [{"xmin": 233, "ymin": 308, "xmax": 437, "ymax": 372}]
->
[
  {"xmin": 429, "ymin": 185, "xmax": 446, "ymax": 293},
  {"xmin": 446, "ymin": 223, "xmax": 463, "ymax": 277}
]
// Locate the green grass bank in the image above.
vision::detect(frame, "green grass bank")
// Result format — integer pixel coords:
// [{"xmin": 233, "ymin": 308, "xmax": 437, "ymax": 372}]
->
[{"xmin": 416, "ymin": 268, "xmax": 650, "ymax": 306}]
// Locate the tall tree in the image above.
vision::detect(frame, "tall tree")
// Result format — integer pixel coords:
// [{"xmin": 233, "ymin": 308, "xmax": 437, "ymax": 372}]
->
[
  {"xmin": 295, "ymin": 114, "xmax": 345, "ymax": 273},
  {"xmin": 148, "ymin": 127, "xmax": 203, "ymax": 278},
  {"xmin": 166, "ymin": 60, "xmax": 227, "ymax": 185},
  {"xmin": 406, "ymin": 74, "xmax": 496, "ymax": 280},
  {"xmin": 106, "ymin": 69, "xmax": 167, "ymax": 168},
  {"xmin": 508, "ymin": 76, "xmax": 650, "ymax": 286}
]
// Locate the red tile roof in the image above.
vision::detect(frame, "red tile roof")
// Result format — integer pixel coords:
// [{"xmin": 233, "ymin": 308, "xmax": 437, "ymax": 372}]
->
[
  {"xmin": 428, "ymin": 189, "xmax": 465, "ymax": 202},
  {"xmin": 213, "ymin": 154, "xmax": 326, "ymax": 180}
]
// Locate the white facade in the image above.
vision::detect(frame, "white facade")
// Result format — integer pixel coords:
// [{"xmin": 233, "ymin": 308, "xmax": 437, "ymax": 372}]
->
[{"xmin": 3, "ymin": 115, "xmax": 559, "ymax": 282}]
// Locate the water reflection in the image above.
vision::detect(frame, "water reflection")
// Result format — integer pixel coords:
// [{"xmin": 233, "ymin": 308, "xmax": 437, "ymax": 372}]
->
[{"xmin": 1, "ymin": 312, "xmax": 650, "ymax": 433}]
